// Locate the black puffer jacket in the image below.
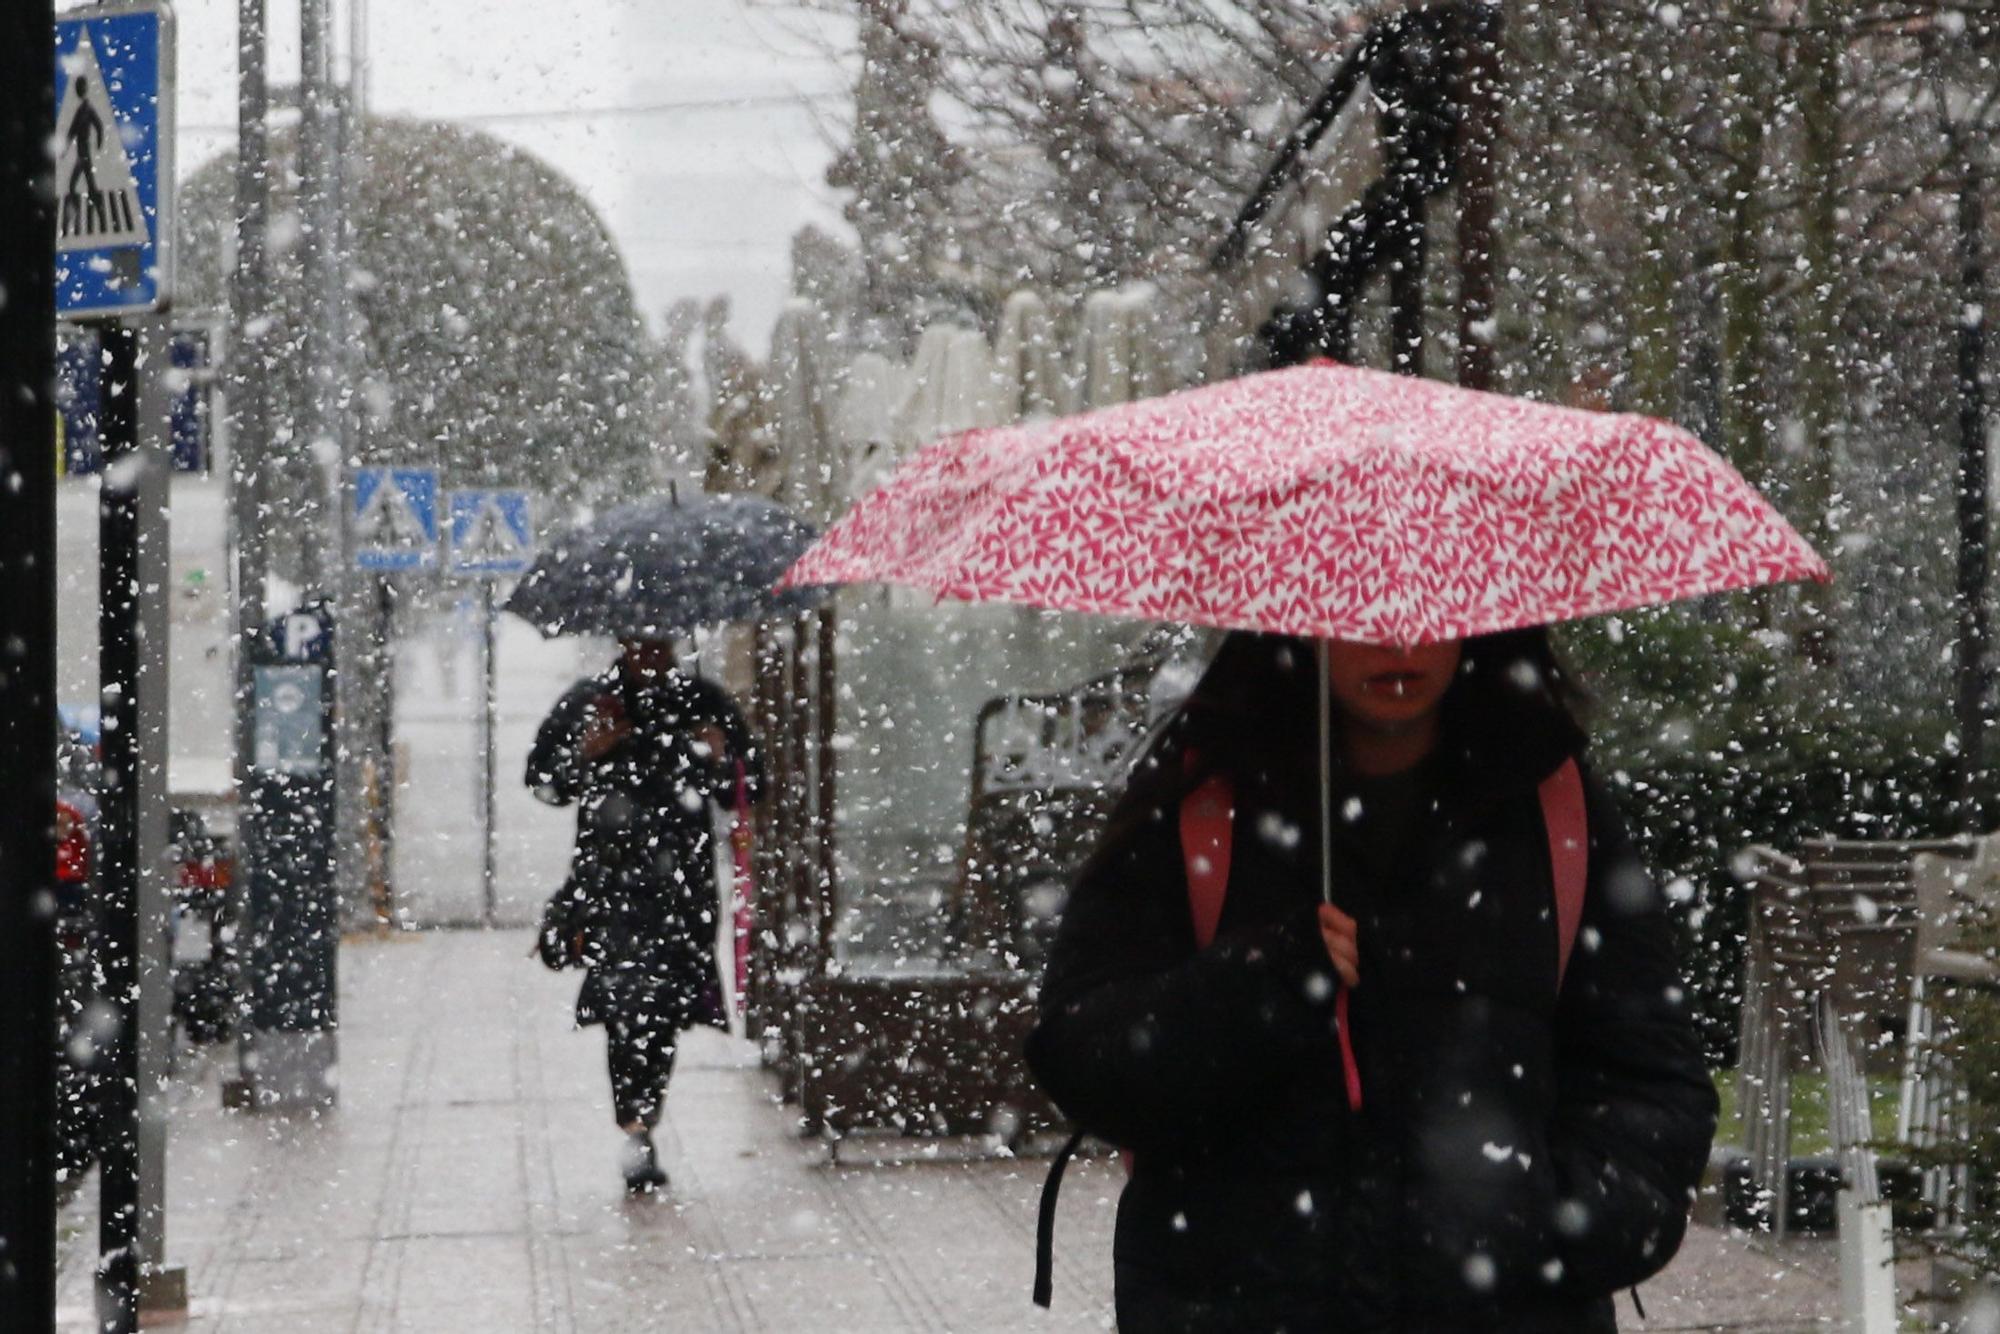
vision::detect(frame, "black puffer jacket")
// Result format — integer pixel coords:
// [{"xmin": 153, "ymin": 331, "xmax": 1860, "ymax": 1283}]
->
[{"xmin": 1026, "ymin": 706, "xmax": 1716, "ymax": 1331}]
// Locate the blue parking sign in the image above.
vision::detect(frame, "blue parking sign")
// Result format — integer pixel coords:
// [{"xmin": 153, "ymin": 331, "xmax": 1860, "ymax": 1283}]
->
[{"xmin": 54, "ymin": 3, "xmax": 175, "ymax": 320}]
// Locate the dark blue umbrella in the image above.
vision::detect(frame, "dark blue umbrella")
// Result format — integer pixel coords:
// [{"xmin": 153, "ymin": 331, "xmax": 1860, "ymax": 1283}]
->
[{"xmin": 505, "ymin": 490, "xmax": 828, "ymax": 639}]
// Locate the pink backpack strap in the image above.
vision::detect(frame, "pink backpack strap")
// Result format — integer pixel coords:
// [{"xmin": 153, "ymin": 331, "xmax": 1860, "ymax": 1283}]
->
[
  {"xmin": 1179, "ymin": 769, "xmax": 1234, "ymax": 949},
  {"xmin": 1119, "ymin": 756, "xmax": 1240, "ymax": 1181},
  {"xmin": 1177, "ymin": 756, "xmax": 1363, "ymax": 1112},
  {"xmin": 1539, "ymin": 757, "xmax": 1589, "ymax": 989}
]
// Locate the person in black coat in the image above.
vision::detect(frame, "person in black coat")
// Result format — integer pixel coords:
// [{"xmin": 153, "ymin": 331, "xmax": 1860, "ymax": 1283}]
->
[
  {"xmin": 528, "ymin": 638, "xmax": 764, "ymax": 1193},
  {"xmin": 1027, "ymin": 629, "xmax": 1717, "ymax": 1331}
]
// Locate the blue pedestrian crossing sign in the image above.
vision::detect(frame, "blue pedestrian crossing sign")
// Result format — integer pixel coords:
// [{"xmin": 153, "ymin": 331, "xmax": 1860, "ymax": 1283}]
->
[
  {"xmin": 353, "ymin": 467, "xmax": 439, "ymax": 571},
  {"xmin": 54, "ymin": 3, "xmax": 175, "ymax": 320},
  {"xmin": 447, "ymin": 490, "xmax": 536, "ymax": 577}
]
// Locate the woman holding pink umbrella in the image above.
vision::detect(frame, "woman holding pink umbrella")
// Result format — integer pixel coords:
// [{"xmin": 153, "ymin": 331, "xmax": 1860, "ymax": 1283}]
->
[
  {"xmin": 1026, "ymin": 624, "xmax": 1712, "ymax": 1330},
  {"xmin": 781, "ymin": 361, "xmax": 1828, "ymax": 1329}
]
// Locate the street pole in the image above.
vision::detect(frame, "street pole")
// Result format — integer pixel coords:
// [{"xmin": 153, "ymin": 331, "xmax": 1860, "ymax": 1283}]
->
[
  {"xmin": 0, "ymin": 5, "xmax": 60, "ymax": 1330},
  {"xmin": 345, "ymin": 0, "xmax": 386, "ymax": 931},
  {"xmin": 481, "ymin": 580, "xmax": 498, "ymax": 926},
  {"xmin": 230, "ymin": 0, "xmax": 338, "ymax": 1114},
  {"xmin": 1955, "ymin": 147, "xmax": 1989, "ymax": 828},
  {"xmin": 298, "ymin": 0, "xmax": 338, "ymax": 596},
  {"xmin": 303, "ymin": 0, "xmax": 369, "ymax": 931},
  {"xmin": 814, "ymin": 610, "xmax": 838, "ymax": 969},
  {"xmin": 231, "ymin": 0, "xmax": 270, "ymax": 905},
  {"xmin": 96, "ymin": 322, "xmax": 142, "ymax": 1334},
  {"xmin": 349, "ymin": 0, "xmax": 370, "ymax": 115},
  {"xmin": 747, "ymin": 621, "xmax": 784, "ymax": 1043},
  {"xmin": 129, "ymin": 322, "xmax": 182, "ymax": 1319},
  {"xmin": 90, "ymin": 320, "xmax": 181, "ymax": 1331}
]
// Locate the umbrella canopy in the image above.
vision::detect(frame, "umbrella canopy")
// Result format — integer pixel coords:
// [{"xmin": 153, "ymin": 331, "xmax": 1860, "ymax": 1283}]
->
[
  {"xmin": 507, "ymin": 492, "xmax": 826, "ymax": 640},
  {"xmin": 780, "ymin": 361, "xmax": 1828, "ymax": 645}
]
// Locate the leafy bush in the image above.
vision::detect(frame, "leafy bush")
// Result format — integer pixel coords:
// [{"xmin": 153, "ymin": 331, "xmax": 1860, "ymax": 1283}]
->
[{"xmin": 1557, "ymin": 606, "xmax": 1992, "ymax": 1064}]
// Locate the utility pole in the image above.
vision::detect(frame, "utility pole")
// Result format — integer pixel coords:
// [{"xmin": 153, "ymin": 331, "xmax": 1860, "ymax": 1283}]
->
[
  {"xmin": 348, "ymin": 0, "xmax": 369, "ymax": 117},
  {"xmin": 232, "ymin": 0, "xmax": 338, "ymax": 1113},
  {"xmin": 0, "ymin": 5, "xmax": 60, "ymax": 1331},
  {"xmin": 302, "ymin": 0, "xmax": 370, "ymax": 928},
  {"xmin": 232, "ymin": 0, "xmax": 270, "ymax": 883},
  {"xmin": 298, "ymin": 0, "xmax": 340, "ymax": 597},
  {"xmin": 222, "ymin": 0, "xmax": 354, "ymax": 1097}
]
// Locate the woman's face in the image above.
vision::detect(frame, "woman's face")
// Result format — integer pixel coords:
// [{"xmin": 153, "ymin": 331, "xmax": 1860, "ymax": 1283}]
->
[
  {"xmin": 619, "ymin": 638, "xmax": 676, "ymax": 680},
  {"xmin": 1322, "ymin": 637, "xmax": 1464, "ymax": 732}
]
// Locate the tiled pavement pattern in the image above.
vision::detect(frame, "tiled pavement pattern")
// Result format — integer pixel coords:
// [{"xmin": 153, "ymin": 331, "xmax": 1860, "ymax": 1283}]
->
[{"xmin": 55, "ymin": 931, "xmax": 1894, "ymax": 1331}]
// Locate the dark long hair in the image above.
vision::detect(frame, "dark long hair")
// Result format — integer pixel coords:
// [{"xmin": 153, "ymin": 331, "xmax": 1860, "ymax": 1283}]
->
[{"xmin": 1122, "ymin": 626, "xmax": 1589, "ymax": 818}]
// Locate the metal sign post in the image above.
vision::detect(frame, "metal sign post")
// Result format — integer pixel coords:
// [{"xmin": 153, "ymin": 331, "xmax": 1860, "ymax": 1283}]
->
[
  {"xmin": 93, "ymin": 324, "xmax": 147, "ymax": 1334},
  {"xmin": 479, "ymin": 579, "xmax": 499, "ymax": 923},
  {"xmin": 88, "ymin": 310, "xmax": 185, "ymax": 1332},
  {"xmin": 447, "ymin": 489, "xmax": 535, "ymax": 925},
  {"xmin": 54, "ymin": 7, "xmax": 180, "ymax": 1330}
]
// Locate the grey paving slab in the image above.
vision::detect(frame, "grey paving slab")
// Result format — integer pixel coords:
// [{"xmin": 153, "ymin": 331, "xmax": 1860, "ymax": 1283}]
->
[{"xmin": 51, "ymin": 929, "xmax": 1889, "ymax": 1331}]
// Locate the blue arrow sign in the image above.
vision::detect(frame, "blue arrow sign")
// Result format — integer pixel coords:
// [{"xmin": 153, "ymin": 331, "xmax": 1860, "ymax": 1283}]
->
[
  {"xmin": 54, "ymin": 3, "xmax": 175, "ymax": 320},
  {"xmin": 447, "ymin": 490, "xmax": 536, "ymax": 577},
  {"xmin": 353, "ymin": 467, "xmax": 439, "ymax": 571}
]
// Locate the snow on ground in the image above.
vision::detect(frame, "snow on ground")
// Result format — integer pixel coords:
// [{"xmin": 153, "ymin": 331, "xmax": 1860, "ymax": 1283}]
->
[
  {"xmin": 51, "ymin": 930, "xmax": 1884, "ymax": 1332},
  {"xmin": 54, "ymin": 931, "xmax": 1121, "ymax": 1332}
]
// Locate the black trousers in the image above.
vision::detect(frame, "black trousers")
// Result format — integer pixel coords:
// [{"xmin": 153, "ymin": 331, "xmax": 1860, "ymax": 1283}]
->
[{"xmin": 605, "ymin": 1010, "xmax": 679, "ymax": 1128}]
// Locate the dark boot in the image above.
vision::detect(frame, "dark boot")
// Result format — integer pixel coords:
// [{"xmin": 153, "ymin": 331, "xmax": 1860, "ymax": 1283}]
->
[{"xmin": 621, "ymin": 1128, "xmax": 667, "ymax": 1194}]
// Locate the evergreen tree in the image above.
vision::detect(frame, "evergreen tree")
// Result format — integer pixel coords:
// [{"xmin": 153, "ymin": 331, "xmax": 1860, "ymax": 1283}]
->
[
  {"xmin": 177, "ymin": 112, "xmax": 667, "ymax": 587},
  {"xmin": 825, "ymin": 0, "xmax": 968, "ymax": 346}
]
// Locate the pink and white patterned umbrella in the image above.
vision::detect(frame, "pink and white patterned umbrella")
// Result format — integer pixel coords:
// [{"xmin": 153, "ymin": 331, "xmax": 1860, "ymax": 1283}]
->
[{"xmin": 781, "ymin": 362, "xmax": 1828, "ymax": 645}]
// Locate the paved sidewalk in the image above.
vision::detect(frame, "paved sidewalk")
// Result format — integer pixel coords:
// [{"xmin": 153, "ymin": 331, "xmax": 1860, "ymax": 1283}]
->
[{"xmin": 58, "ymin": 931, "xmax": 1873, "ymax": 1331}]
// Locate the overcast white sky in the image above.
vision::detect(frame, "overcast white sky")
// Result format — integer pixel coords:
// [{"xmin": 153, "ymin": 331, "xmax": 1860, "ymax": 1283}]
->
[{"xmin": 142, "ymin": 0, "xmax": 858, "ymax": 346}]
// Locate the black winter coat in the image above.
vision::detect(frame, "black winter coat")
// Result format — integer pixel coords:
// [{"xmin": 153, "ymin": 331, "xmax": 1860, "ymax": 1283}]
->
[
  {"xmin": 527, "ymin": 667, "xmax": 764, "ymax": 1030},
  {"xmin": 1026, "ymin": 718, "xmax": 1717, "ymax": 1332}
]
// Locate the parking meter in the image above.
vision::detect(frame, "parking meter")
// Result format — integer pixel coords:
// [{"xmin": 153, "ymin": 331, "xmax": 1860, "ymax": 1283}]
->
[{"xmin": 234, "ymin": 601, "xmax": 338, "ymax": 1108}]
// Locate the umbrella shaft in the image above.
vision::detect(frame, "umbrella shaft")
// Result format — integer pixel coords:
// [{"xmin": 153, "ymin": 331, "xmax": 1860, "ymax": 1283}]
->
[{"xmin": 1318, "ymin": 640, "xmax": 1334, "ymax": 907}]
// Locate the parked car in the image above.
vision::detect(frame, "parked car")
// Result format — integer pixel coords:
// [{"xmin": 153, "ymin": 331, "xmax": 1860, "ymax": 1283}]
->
[
  {"xmin": 50, "ymin": 715, "xmax": 242, "ymax": 1193},
  {"xmin": 54, "ymin": 723, "xmax": 102, "ymax": 1193}
]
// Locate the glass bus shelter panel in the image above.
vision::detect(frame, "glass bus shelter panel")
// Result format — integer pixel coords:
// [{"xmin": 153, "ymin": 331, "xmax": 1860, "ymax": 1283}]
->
[{"xmin": 827, "ymin": 586, "xmax": 1181, "ymax": 978}]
